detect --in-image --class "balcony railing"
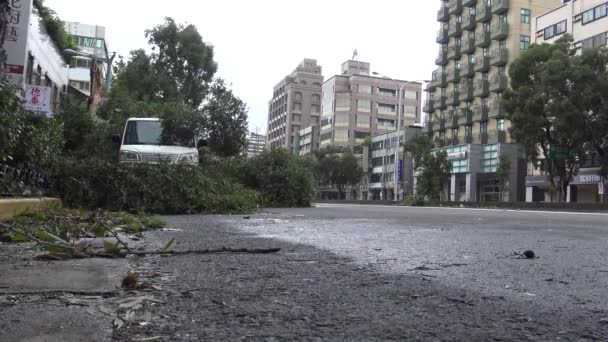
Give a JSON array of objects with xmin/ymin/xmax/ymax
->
[
  {"xmin": 463, "ymin": 0, "xmax": 476, "ymax": 7},
  {"xmin": 423, "ymin": 98, "xmax": 435, "ymax": 113},
  {"xmin": 462, "ymin": 12, "xmax": 476, "ymax": 30},
  {"xmin": 490, "ymin": 73, "xmax": 507, "ymax": 92},
  {"xmin": 447, "ymin": 67, "xmax": 461, "ymax": 83},
  {"xmin": 446, "ymin": 110, "xmax": 458, "ymax": 128},
  {"xmin": 461, "ymin": 36, "xmax": 476, "ymax": 54},
  {"xmin": 489, "ymin": 102, "xmax": 506, "ymax": 118},
  {"xmin": 448, "ymin": 21, "xmax": 462, "ymax": 37},
  {"xmin": 474, "ymin": 55, "xmax": 491, "ymax": 72},
  {"xmin": 476, "ymin": 2, "xmax": 492, "ymax": 22},
  {"xmin": 438, "ymin": 4, "xmax": 450, "ymax": 21},
  {"xmin": 472, "ymin": 132, "xmax": 488, "ymax": 144},
  {"xmin": 492, "ymin": 0, "xmax": 509, "ymax": 14},
  {"xmin": 458, "ymin": 108, "xmax": 473, "ymax": 125},
  {"xmin": 462, "ymin": 61, "xmax": 475, "ymax": 78},
  {"xmin": 490, "ymin": 48, "xmax": 509, "ymax": 66},
  {"xmin": 473, "ymin": 79, "xmax": 489, "ymax": 97},
  {"xmin": 434, "ymin": 95, "xmax": 447, "ymax": 110},
  {"xmin": 472, "ymin": 105, "xmax": 489, "ymax": 121},
  {"xmin": 448, "ymin": 0, "xmax": 463, "ymax": 14},
  {"xmin": 447, "ymin": 44, "xmax": 461, "ymax": 60},
  {"xmin": 436, "ymin": 47, "xmax": 448, "ymax": 65},
  {"xmin": 459, "ymin": 81, "xmax": 474, "ymax": 101},
  {"xmin": 437, "ymin": 27, "xmax": 449, "ymax": 43},
  {"xmin": 491, "ymin": 21, "xmax": 509, "ymax": 40},
  {"xmin": 428, "ymin": 71, "xmax": 447, "ymax": 90},
  {"xmin": 475, "ymin": 30, "xmax": 491, "ymax": 47},
  {"xmin": 486, "ymin": 130, "xmax": 508, "ymax": 144},
  {"xmin": 447, "ymin": 90, "xmax": 460, "ymax": 106}
]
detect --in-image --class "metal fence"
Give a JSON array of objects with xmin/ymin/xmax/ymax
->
[{"xmin": 0, "ymin": 164, "xmax": 48, "ymax": 197}]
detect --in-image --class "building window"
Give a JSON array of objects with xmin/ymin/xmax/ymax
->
[
  {"xmin": 521, "ymin": 8, "xmax": 531, "ymax": 24},
  {"xmin": 294, "ymin": 92, "xmax": 303, "ymax": 101},
  {"xmin": 334, "ymin": 129, "xmax": 349, "ymax": 143},
  {"xmin": 582, "ymin": 3, "xmax": 608, "ymax": 25},
  {"xmin": 480, "ymin": 121, "xmax": 488, "ymax": 134},
  {"xmin": 497, "ymin": 118, "xmax": 505, "ymax": 131},
  {"xmin": 543, "ymin": 20, "xmax": 567, "ymax": 40},
  {"xmin": 292, "ymin": 114, "xmax": 301, "ymax": 122},
  {"xmin": 358, "ymin": 84, "xmax": 372, "ymax": 94},
  {"xmin": 357, "ymin": 99, "xmax": 371, "ymax": 113},
  {"xmin": 378, "ymin": 88, "xmax": 397, "ymax": 97},
  {"xmin": 482, "ymin": 144, "xmax": 498, "ymax": 173},
  {"xmin": 377, "ymin": 103, "xmax": 396, "ymax": 115},
  {"xmin": 312, "ymin": 104, "xmax": 320, "ymax": 114},
  {"xmin": 377, "ymin": 118, "xmax": 395, "ymax": 128},
  {"xmin": 335, "ymin": 94, "xmax": 351, "ymax": 111},
  {"xmin": 465, "ymin": 125, "xmax": 472, "ymax": 137},
  {"xmin": 334, "ymin": 113, "xmax": 350, "ymax": 127},
  {"xmin": 520, "ymin": 35, "xmax": 530, "ymax": 50},
  {"xmin": 581, "ymin": 32, "xmax": 608, "ymax": 49},
  {"xmin": 292, "ymin": 102, "xmax": 302, "ymax": 112},
  {"xmin": 312, "ymin": 94, "xmax": 321, "ymax": 102},
  {"xmin": 357, "ymin": 115, "xmax": 370, "ymax": 128}
]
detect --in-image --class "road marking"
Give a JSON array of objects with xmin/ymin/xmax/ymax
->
[{"xmin": 314, "ymin": 203, "xmax": 608, "ymax": 217}]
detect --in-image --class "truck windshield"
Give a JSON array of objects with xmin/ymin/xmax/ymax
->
[
  {"xmin": 123, "ymin": 120, "xmax": 195, "ymax": 147},
  {"xmin": 123, "ymin": 121, "xmax": 162, "ymax": 145}
]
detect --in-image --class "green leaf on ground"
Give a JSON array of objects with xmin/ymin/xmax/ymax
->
[
  {"xmin": 103, "ymin": 240, "xmax": 120, "ymax": 253},
  {"xmin": 161, "ymin": 238, "xmax": 175, "ymax": 251}
]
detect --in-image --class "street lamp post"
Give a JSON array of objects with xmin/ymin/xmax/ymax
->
[{"xmin": 372, "ymin": 72, "xmax": 429, "ymax": 201}]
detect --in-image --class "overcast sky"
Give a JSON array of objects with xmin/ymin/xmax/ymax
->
[{"xmin": 46, "ymin": 0, "xmax": 440, "ymax": 133}]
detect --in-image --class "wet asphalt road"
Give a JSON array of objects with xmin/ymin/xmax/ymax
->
[{"xmin": 117, "ymin": 204, "xmax": 608, "ymax": 341}]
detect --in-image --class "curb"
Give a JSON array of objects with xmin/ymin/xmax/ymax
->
[{"xmin": 0, "ymin": 197, "xmax": 62, "ymax": 220}]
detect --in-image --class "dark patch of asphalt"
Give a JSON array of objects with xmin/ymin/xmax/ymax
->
[{"xmin": 113, "ymin": 206, "xmax": 608, "ymax": 341}]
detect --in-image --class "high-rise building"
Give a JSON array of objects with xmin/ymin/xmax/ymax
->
[
  {"xmin": 267, "ymin": 59, "xmax": 323, "ymax": 150},
  {"xmin": 422, "ymin": 0, "xmax": 562, "ymax": 202},
  {"xmin": 245, "ymin": 132, "xmax": 267, "ymax": 158},
  {"xmin": 524, "ymin": 0, "xmax": 608, "ymax": 203},
  {"xmin": 296, "ymin": 125, "xmax": 320, "ymax": 157},
  {"xmin": 320, "ymin": 60, "xmax": 423, "ymax": 150},
  {"xmin": 64, "ymin": 22, "xmax": 110, "ymax": 97}
]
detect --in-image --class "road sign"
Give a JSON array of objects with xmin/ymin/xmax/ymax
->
[{"xmin": 548, "ymin": 144, "xmax": 570, "ymax": 160}]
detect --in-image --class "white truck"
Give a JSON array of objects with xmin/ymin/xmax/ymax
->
[{"xmin": 112, "ymin": 117, "xmax": 202, "ymax": 164}]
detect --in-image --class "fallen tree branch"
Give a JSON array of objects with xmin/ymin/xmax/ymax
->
[
  {"xmin": 122, "ymin": 247, "xmax": 281, "ymax": 256},
  {"xmin": 107, "ymin": 228, "xmax": 132, "ymax": 253},
  {"xmin": 0, "ymin": 222, "xmax": 73, "ymax": 251}
]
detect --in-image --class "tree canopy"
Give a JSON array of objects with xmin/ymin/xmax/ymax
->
[
  {"xmin": 316, "ymin": 147, "xmax": 363, "ymax": 199},
  {"xmin": 403, "ymin": 135, "xmax": 451, "ymax": 201},
  {"xmin": 502, "ymin": 34, "xmax": 608, "ymax": 201}
]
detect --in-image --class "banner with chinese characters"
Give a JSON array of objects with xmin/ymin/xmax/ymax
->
[
  {"xmin": 24, "ymin": 85, "xmax": 52, "ymax": 113},
  {"xmin": 5, "ymin": 0, "xmax": 33, "ymax": 90}
]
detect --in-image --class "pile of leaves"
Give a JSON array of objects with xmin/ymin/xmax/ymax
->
[{"xmin": 0, "ymin": 208, "xmax": 167, "ymax": 259}]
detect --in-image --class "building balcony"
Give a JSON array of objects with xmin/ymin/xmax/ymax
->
[
  {"xmin": 487, "ymin": 130, "xmax": 507, "ymax": 144},
  {"xmin": 448, "ymin": 0, "xmax": 463, "ymax": 14},
  {"xmin": 423, "ymin": 99, "xmax": 435, "ymax": 113},
  {"xmin": 461, "ymin": 36, "xmax": 476, "ymax": 54},
  {"xmin": 446, "ymin": 110, "xmax": 458, "ymax": 129},
  {"xmin": 473, "ymin": 79, "xmax": 489, "ymax": 97},
  {"xmin": 492, "ymin": 0, "xmax": 509, "ymax": 14},
  {"xmin": 472, "ymin": 104, "xmax": 489, "ymax": 122},
  {"xmin": 491, "ymin": 22, "xmax": 509, "ymax": 40},
  {"xmin": 474, "ymin": 55, "xmax": 491, "ymax": 72},
  {"xmin": 448, "ymin": 44, "xmax": 461, "ymax": 60},
  {"xmin": 425, "ymin": 120, "xmax": 434, "ymax": 133},
  {"xmin": 448, "ymin": 21, "xmax": 462, "ymax": 37},
  {"xmin": 435, "ymin": 47, "xmax": 448, "ymax": 65},
  {"xmin": 476, "ymin": 3, "xmax": 492, "ymax": 22},
  {"xmin": 461, "ymin": 61, "xmax": 475, "ymax": 78},
  {"xmin": 428, "ymin": 71, "xmax": 447, "ymax": 91},
  {"xmin": 435, "ymin": 95, "xmax": 447, "ymax": 110},
  {"xmin": 490, "ymin": 73, "xmax": 507, "ymax": 92},
  {"xmin": 490, "ymin": 48, "xmax": 508, "ymax": 66},
  {"xmin": 439, "ymin": 117, "xmax": 446, "ymax": 131},
  {"xmin": 489, "ymin": 102, "xmax": 506, "ymax": 118},
  {"xmin": 475, "ymin": 30, "xmax": 491, "ymax": 47},
  {"xmin": 437, "ymin": 27, "xmax": 449, "ymax": 44},
  {"xmin": 463, "ymin": 0, "xmax": 477, "ymax": 8},
  {"xmin": 459, "ymin": 81, "xmax": 474, "ymax": 101},
  {"xmin": 447, "ymin": 90, "xmax": 460, "ymax": 106},
  {"xmin": 458, "ymin": 108, "xmax": 473, "ymax": 125},
  {"xmin": 462, "ymin": 12, "xmax": 476, "ymax": 30},
  {"xmin": 438, "ymin": 5, "xmax": 450, "ymax": 21},
  {"xmin": 447, "ymin": 67, "xmax": 461, "ymax": 83}
]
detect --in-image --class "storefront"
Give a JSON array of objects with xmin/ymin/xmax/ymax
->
[{"xmin": 569, "ymin": 174, "xmax": 604, "ymax": 204}]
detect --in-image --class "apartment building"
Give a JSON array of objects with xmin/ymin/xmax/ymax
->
[
  {"xmin": 245, "ymin": 132, "xmax": 266, "ymax": 158},
  {"xmin": 64, "ymin": 22, "xmax": 110, "ymax": 97},
  {"xmin": 267, "ymin": 59, "xmax": 323, "ymax": 150},
  {"xmin": 320, "ymin": 60, "xmax": 423, "ymax": 150},
  {"xmin": 524, "ymin": 0, "xmax": 608, "ymax": 203},
  {"xmin": 365, "ymin": 126, "xmax": 422, "ymax": 201},
  {"xmin": 423, "ymin": 0, "xmax": 562, "ymax": 202}
]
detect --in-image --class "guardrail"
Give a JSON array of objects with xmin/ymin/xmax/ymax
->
[{"xmin": 0, "ymin": 164, "xmax": 48, "ymax": 197}]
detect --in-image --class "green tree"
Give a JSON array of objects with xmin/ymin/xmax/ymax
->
[
  {"xmin": 242, "ymin": 148, "xmax": 315, "ymax": 207},
  {"xmin": 201, "ymin": 79, "xmax": 248, "ymax": 157},
  {"xmin": 502, "ymin": 34, "xmax": 602, "ymax": 202},
  {"xmin": 145, "ymin": 17, "xmax": 218, "ymax": 107},
  {"xmin": 403, "ymin": 135, "xmax": 451, "ymax": 201},
  {"xmin": 317, "ymin": 147, "xmax": 363, "ymax": 199}
]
